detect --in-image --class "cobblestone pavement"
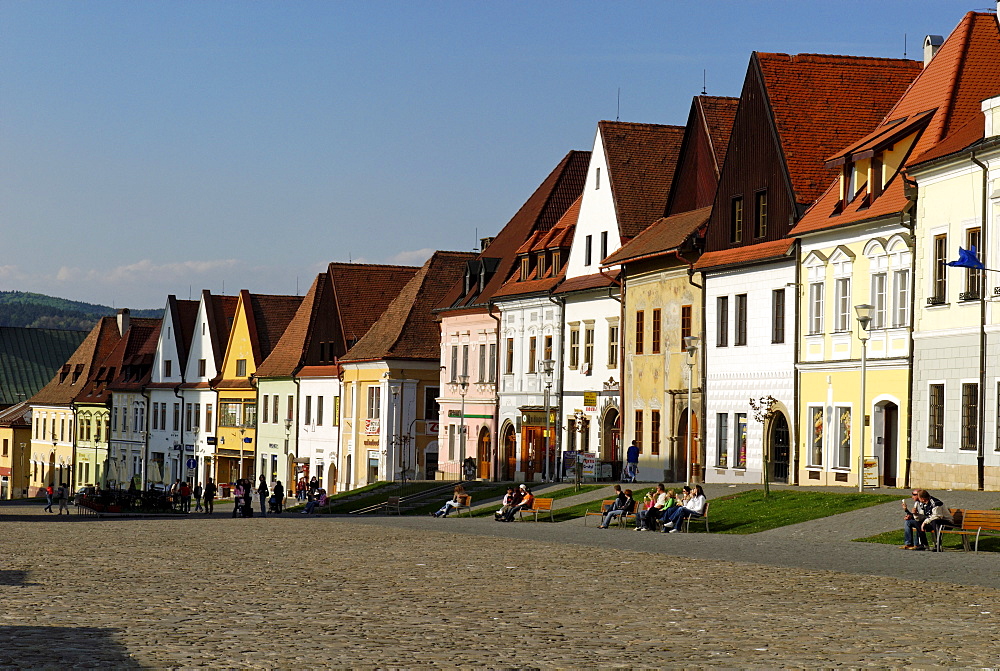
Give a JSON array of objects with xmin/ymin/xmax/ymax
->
[{"xmin": 1, "ymin": 503, "xmax": 1000, "ymax": 668}]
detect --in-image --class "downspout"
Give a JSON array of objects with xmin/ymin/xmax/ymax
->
[
  {"xmin": 900, "ymin": 176, "xmax": 918, "ymax": 490},
  {"xmin": 547, "ymin": 293, "xmax": 567, "ymax": 480},
  {"xmin": 487, "ymin": 304, "xmax": 501, "ymax": 482},
  {"xmin": 792, "ymin": 241, "xmax": 802, "ymax": 485},
  {"xmin": 69, "ymin": 401, "xmax": 77, "ymax": 490},
  {"xmin": 971, "ymin": 152, "xmax": 988, "ymax": 491}
]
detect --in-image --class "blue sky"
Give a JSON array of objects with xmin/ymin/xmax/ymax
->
[{"xmin": 0, "ymin": 0, "xmax": 983, "ymax": 308}]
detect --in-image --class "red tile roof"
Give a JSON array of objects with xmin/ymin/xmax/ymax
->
[
  {"xmin": 246, "ymin": 294, "xmax": 304, "ymax": 365},
  {"xmin": 297, "ymin": 364, "xmax": 340, "ymax": 378},
  {"xmin": 30, "ymin": 317, "xmax": 123, "ymax": 406},
  {"xmin": 492, "ymin": 196, "xmax": 581, "ymax": 299},
  {"xmin": 699, "ymin": 96, "xmax": 740, "ymax": 177},
  {"xmin": 555, "ymin": 269, "xmax": 620, "ymax": 294},
  {"xmin": 757, "ymin": 52, "xmax": 922, "ymax": 207},
  {"xmin": 255, "ymin": 273, "xmax": 329, "ymax": 378},
  {"xmin": 695, "ymin": 238, "xmax": 795, "ymax": 271},
  {"xmin": 342, "ymin": 251, "xmax": 477, "ymax": 362},
  {"xmin": 78, "ymin": 318, "xmax": 161, "ymax": 401},
  {"xmin": 792, "ymin": 12, "xmax": 1000, "ymax": 235},
  {"xmin": 329, "ymin": 262, "xmax": 419, "ymax": 345},
  {"xmin": 437, "ymin": 150, "xmax": 590, "ymax": 311},
  {"xmin": 599, "ymin": 121, "xmax": 685, "ymax": 238},
  {"xmin": 602, "ymin": 206, "xmax": 711, "ymax": 266}
]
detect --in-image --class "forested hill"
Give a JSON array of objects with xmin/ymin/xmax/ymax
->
[{"xmin": 0, "ymin": 291, "xmax": 162, "ymax": 330}]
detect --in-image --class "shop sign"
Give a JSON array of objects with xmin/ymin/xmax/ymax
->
[
  {"xmin": 425, "ymin": 421, "xmax": 439, "ymax": 435},
  {"xmin": 365, "ymin": 418, "xmax": 380, "ymax": 435},
  {"xmin": 521, "ymin": 410, "xmax": 558, "ymax": 426},
  {"xmin": 583, "ymin": 391, "xmax": 598, "ymax": 411}
]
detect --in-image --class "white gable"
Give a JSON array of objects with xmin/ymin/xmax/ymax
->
[
  {"xmin": 566, "ymin": 126, "xmax": 619, "ymax": 280},
  {"xmin": 151, "ymin": 300, "xmax": 183, "ymax": 384},
  {"xmin": 184, "ymin": 297, "xmax": 220, "ymax": 383}
]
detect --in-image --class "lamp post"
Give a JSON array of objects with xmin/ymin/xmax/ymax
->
[
  {"xmin": 541, "ymin": 358, "xmax": 555, "ymax": 482},
  {"xmin": 458, "ymin": 375, "xmax": 469, "ymax": 480},
  {"xmin": 388, "ymin": 381, "xmax": 402, "ymax": 486},
  {"xmin": 855, "ymin": 304, "xmax": 872, "ymax": 492},
  {"xmin": 683, "ymin": 335, "xmax": 700, "ymax": 485}
]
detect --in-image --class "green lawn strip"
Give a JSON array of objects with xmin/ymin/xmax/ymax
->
[
  {"xmin": 704, "ymin": 490, "xmax": 899, "ymax": 534},
  {"xmin": 463, "ymin": 484, "xmax": 608, "ymax": 518},
  {"xmin": 287, "ymin": 481, "xmax": 443, "ymax": 514},
  {"xmin": 857, "ymin": 509, "xmax": 1000, "ymax": 552},
  {"xmin": 416, "ymin": 485, "xmax": 512, "ymax": 517}
]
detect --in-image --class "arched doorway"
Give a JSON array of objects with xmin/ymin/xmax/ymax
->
[
  {"xmin": 501, "ymin": 423, "xmax": 516, "ymax": 481},
  {"xmin": 880, "ymin": 402, "xmax": 899, "ymax": 487},
  {"xmin": 770, "ymin": 412, "xmax": 790, "ymax": 483},
  {"xmin": 601, "ymin": 408, "xmax": 620, "ymax": 462},
  {"xmin": 477, "ymin": 427, "xmax": 491, "ymax": 479},
  {"xmin": 327, "ymin": 463, "xmax": 338, "ymax": 494}
]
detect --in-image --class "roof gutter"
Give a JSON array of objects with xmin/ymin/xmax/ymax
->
[{"xmin": 598, "ymin": 267, "xmax": 622, "ymax": 303}]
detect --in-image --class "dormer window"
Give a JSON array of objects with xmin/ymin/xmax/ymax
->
[
  {"xmin": 72, "ymin": 364, "xmax": 83, "ymax": 384},
  {"xmin": 552, "ymin": 251, "xmax": 561, "ymax": 270},
  {"xmin": 464, "ymin": 269, "xmax": 472, "ymax": 295},
  {"xmin": 521, "ymin": 256, "xmax": 530, "ymax": 280},
  {"xmin": 536, "ymin": 253, "xmax": 546, "ymax": 278},
  {"xmin": 59, "ymin": 364, "xmax": 70, "ymax": 383}
]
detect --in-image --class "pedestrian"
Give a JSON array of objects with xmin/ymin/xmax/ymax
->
[
  {"xmin": 203, "ymin": 478, "xmax": 216, "ymax": 514},
  {"xmin": 625, "ymin": 440, "xmax": 639, "ymax": 482},
  {"xmin": 193, "ymin": 481, "xmax": 204, "ymax": 513},
  {"xmin": 232, "ymin": 480, "xmax": 244, "ymax": 518},
  {"xmin": 308, "ymin": 476, "xmax": 319, "ymax": 499},
  {"xmin": 272, "ymin": 480, "xmax": 284, "ymax": 514},
  {"xmin": 257, "ymin": 475, "xmax": 269, "ymax": 518},
  {"xmin": 296, "ymin": 477, "xmax": 307, "ymax": 501},
  {"xmin": 57, "ymin": 482, "xmax": 70, "ymax": 515},
  {"xmin": 179, "ymin": 481, "xmax": 192, "ymax": 513},
  {"xmin": 44, "ymin": 484, "xmax": 54, "ymax": 513},
  {"xmin": 170, "ymin": 478, "xmax": 181, "ymax": 511}
]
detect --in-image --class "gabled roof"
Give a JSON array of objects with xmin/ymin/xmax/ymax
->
[
  {"xmin": 755, "ymin": 52, "xmax": 922, "ymax": 207},
  {"xmin": 341, "ymin": 251, "xmax": 476, "ymax": 362},
  {"xmin": 599, "ymin": 121, "xmax": 685, "ymax": 238},
  {"xmin": 665, "ymin": 96, "xmax": 739, "ymax": 216},
  {"xmin": 602, "ymin": 206, "xmax": 711, "ymax": 267},
  {"xmin": 29, "ymin": 317, "xmax": 123, "ymax": 406},
  {"xmin": 166, "ymin": 296, "xmax": 199, "ymax": 372},
  {"xmin": 77, "ymin": 318, "xmax": 161, "ymax": 402},
  {"xmin": 328, "ymin": 262, "xmax": 419, "ymax": 346},
  {"xmin": 204, "ymin": 292, "xmax": 239, "ymax": 372},
  {"xmin": 695, "ymin": 238, "xmax": 795, "ymax": 271},
  {"xmin": 437, "ymin": 150, "xmax": 590, "ymax": 311},
  {"xmin": 555, "ymin": 269, "xmax": 620, "ymax": 295},
  {"xmin": 245, "ymin": 293, "xmax": 304, "ymax": 366},
  {"xmin": 256, "ymin": 272, "xmax": 332, "ymax": 378},
  {"xmin": 0, "ymin": 327, "xmax": 88, "ymax": 406},
  {"xmin": 0, "ymin": 400, "xmax": 31, "ymax": 428},
  {"xmin": 792, "ymin": 12, "xmax": 1000, "ymax": 235},
  {"xmin": 492, "ymin": 196, "xmax": 580, "ymax": 299}
]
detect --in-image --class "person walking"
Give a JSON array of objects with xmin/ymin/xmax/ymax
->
[
  {"xmin": 56, "ymin": 482, "xmax": 70, "ymax": 515},
  {"xmin": 43, "ymin": 484, "xmax": 54, "ymax": 513},
  {"xmin": 193, "ymin": 482, "xmax": 204, "ymax": 513},
  {"xmin": 272, "ymin": 480, "xmax": 284, "ymax": 514},
  {"xmin": 203, "ymin": 478, "xmax": 216, "ymax": 515},
  {"xmin": 625, "ymin": 440, "xmax": 639, "ymax": 482},
  {"xmin": 308, "ymin": 476, "xmax": 319, "ymax": 499},
  {"xmin": 179, "ymin": 481, "xmax": 192, "ymax": 513},
  {"xmin": 257, "ymin": 475, "xmax": 269, "ymax": 518}
]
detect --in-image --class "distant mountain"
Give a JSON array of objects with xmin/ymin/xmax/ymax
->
[{"xmin": 0, "ymin": 291, "xmax": 162, "ymax": 330}]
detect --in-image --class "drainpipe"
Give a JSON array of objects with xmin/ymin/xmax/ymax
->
[
  {"xmin": 547, "ymin": 294, "xmax": 567, "ymax": 480},
  {"xmin": 971, "ymin": 151, "xmax": 988, "ymax": 491},
  {"xmin": 487, "ymin": 303, "xmax": 501, "ymax": 482},
  {"xmin": 900, "ymin": 176, "xmax": 918, "ymax": 490},
  {"xmin": 792, "ymin": 241, "xmax": 802, "ymax": 485}
]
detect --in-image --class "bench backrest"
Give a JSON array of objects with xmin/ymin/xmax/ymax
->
[
  {"xmin": 960, "ymin": 509, "xmax": 1000, "ymax": 531},
  {"xmin": 533, "ymin": 498, "xmax": 553, "ymax": 511},
  {"xmin": 598, "ymin": 499, "xmax": 615, "ymax": 509},
  {"xmin": 458, "ymin": 494, "xmax": 471, "ymax": 506},
  {"xmin": 387, "ymin": 496, "xmax": 400, "ymax": 505}
]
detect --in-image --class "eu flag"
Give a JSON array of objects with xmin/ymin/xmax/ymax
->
[{"xmin": 947, "ymin": 246, "xmax": 985, "ymax": 270}]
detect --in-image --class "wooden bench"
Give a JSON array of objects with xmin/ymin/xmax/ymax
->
[
  {"xmin": 585, "ymin": 500, "xmax": 615, "ymax": 526},
  {"xmin": 454, "ymin": 494, "xmax": 473, "ymax": 517},
  {"xmin": 519, "ymin": 497, "xmax": 554, "ymax": 522},
  {"xmin": 681, "ymin": 501, "xmax": 711, "ymax": 533},
  {"xmin": 935, "ymin": 508, "xmax": 1000, "ymax": 553},
  {"xmin": 385, "ymin": 496, "xmax": 401, "ymax": 515}
]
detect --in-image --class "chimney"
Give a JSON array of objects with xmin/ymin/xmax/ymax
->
[
  {"xmin": 116, "ymin": 308, "xmax": 130, "ymax": 335},
  {"xmin": 923, "ymin": 34, "xmax": 943, "ymax": 66},
  {"xmin": 984, "ymin": 94, "xmax": 1000, "ymax": 140}
]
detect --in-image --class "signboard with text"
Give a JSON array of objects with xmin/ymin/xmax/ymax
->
[{"xmin": 583, "ymin": 391, "xmax": 598, "ymax": 411}]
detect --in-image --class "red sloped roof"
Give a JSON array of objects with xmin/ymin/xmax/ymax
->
[
  {"xmin": 255, "ymin": 273, "xmax": 329, "ymax": 378},
  {"xmin": 756, "ymin": 52, "xmax": 922, "ymax": 206},
  {"xmin": 599, "ymin": 121, "xmax": 685, "ymax": 238},
  {"xmin": 555, "ymin": 270, "xmax": 620, "ymax": 294},
  {"xmin": 329, "ymin": 262, "xmax": 419, "ymax": 345},
  {"xmin": 493, "ymin": 196, "xmax": 580, "ymax": 299},
  {"xmin": 699, "ymin": 96, "xmax": 740, "ymax": 173},
  {"xmin": 602, "ymin": 206, "xmax": 710, "ymax": 266},
  {"xmin": 792, "ymin": 12, "xmax": 1000, "ymax": 236},
  {"xmin": 30, "ymin": 317, "xmax": 122, "ymax": 406},
  {"xmin": 695, "ymin": 239, "xmax": 795, "ymax": 271}
]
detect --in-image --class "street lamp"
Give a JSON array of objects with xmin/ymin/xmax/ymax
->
[
  {"xmin": 389, "ymin": 381, "xmax": 402, "ymax": 486},
  {"xmin": 458, "ymin": 375, "xmax": 469, "ymax": 480},
  {"xmin": 855, "ymin": 303, "xmax": 873, "ymax": 492},
  {"xmin": 541, "ymin": 358, "xmax": 555, "ymax": 482},
  {"xmin": 684, "ymin": 335, "xmax": 700, "ymax": 485}
]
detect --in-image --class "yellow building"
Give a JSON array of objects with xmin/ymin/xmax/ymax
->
[
  {"xmin": 0, "ymin": 402, "xmax": 32, "ymax": 499},
  {"xmin": 212, "ymin": 290, "xmax": 302, "ymax": 487},
  {"xmin": 340, "ymin": 251, "xmax": 474, "ymax": 487}
]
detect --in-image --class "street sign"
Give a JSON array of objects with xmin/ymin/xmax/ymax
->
[{"xmin": 186, "ymin": 458, "xmax": 197, "ymax": 470}]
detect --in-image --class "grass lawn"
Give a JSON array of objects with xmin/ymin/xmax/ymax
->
[
  {"xmin": 287, "ymin": 481, "xmax": 446, "ymax": 514},
  {"xmin": 703, "ymin": 489, "xmax": 900, "ymax": 534},
  {"xmin": 466, "ymin": 484, "xmax": 608, "ymax": 518},
  {"xmin": 856, "ymin": 529, "xmax": 1000, "ymax": 552}
]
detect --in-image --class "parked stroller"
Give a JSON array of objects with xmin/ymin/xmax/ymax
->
[{"xmin": 268, "ymin": 495, "xmax": 283, "ymax": 515}]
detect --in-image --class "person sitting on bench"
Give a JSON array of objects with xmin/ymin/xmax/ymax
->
[
  {"xmin": 302, "ymin": 489, "xmax": 328, "ymax": 514},
  {"xmin": 663, "ymin": 484, "xmax": 706, "ymax": 533},
  {"xmin": 635, "ymin": 483, "xmax": 667, "ymax": 531},
  {"xmin": 598, "ymin": 489, "xmax": 635, "ymax": 528},
  {"xmin": 901, "ymin": 488, "xmax": 952, "ymax": 550},
  {"xmin": 500, "ymin": 485, "xmax": 533, "ymax": 522}
]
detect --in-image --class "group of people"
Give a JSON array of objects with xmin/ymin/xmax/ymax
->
[
  {"xmin": 595, "ymin": 483, "xmax": 706, "ymax": 532},
  {"xmin": 166, "ymin": 478, "xmax": 218, "ymax": 513},
  {"xmin": 901, "ymin": 488, "xmax": 952, "ymax": 551},
  {"xmin": 42, "ymin": 483, "xmax": 70, "ymax": 515},
  {"xmin": 296, "ymin": 476, "xmax": 321, "ymax": 502},
  {"xmin": 494, "ymin": 484, "xmax": 534, "ymax": 522}
]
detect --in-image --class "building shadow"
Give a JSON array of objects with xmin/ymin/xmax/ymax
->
[
  {"xmin": 0, "ymin": 570, "xmax": 36, "ymax": 586},
  {"xmin": 0, "ymin": 627, "xmax": 139, "ymax": 668}
]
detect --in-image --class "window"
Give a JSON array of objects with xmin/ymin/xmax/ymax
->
[
  {"xmin": 462, "ymin": 344, "xmax": 469, "ymax": 378},
  {"xmin": 262, "ymin": 395, "xmax": 269, "ymax": 424},
  {"xmin": 735, "ymin": 294, "xmax": 747, "ymax": 346},
  {"xmin": 928, "ymin": 384, "xmax": 944, "ymax": 448},
  {"xmin": 544, "ymin": 335, "xmax": 553, "ymax": 362},
  {"xmin": 932, "ymin": 234, "xmax": 947, "ymax": 302},
  {"xmin": 680, "ymin": 305, "xmax": 692, "ymax": 346},
  {"xmin": 163, "ymin": 360, "xmax": 172, "ymax": 378},
  {"xmin": 608, "ymin": 323, "xmax": 619, "ymax": 367},
  {"xmin": 651, "ymin": 309, "xmax": 662, "ymax": 354},
  {"xmin": 966, "ymin": 227, "xmax": 982, "ymax": 298},
  {"xmin": 584, "ymin": 325, "xmax": 594, "ymax": 366},
  {"xmin": 836, "ymin": 407, "xmax": 851, "ymax": 468},
  {"xmin": 634, "ymin": 410, "xmax": 643, "ymax": 453},
  {"xmin": 893, "ymin": 269, "xmax": 910, "ymax": 327},
  {"xmin": 871, "ymin": 273, "xmax": 887, "ymax": 329},
  {"xmin": 600, "ymin": 231, "xmax": 608, "ymax": 262},
  {"xmin": 730, "ymin": 197, "xmax": 743, "ymax": 243},
  {"xmin": 735, "ymin": 413, "xmax": 747, "ymax": 468},
  {"xmin": 552, "ymin": 251, "xmax": 561, "ymax": 270},
  {"xmin": 450, "ymin": 346, "xmax": 458, "ymax": 382},
  {"xmin": 235, "ymin": 359, "xmax": 247, "ymax": 377},
  {"xmin": 962, "ymin": 383, "xmax": 978, "ymax": 451},
  {"xmin": 595, "ymin": 167, "xmax": 600, "ymax": 189},
  {"xmin": 448, "ymin": 425, "xmax": 456, "ymax": 461},
  {"xmin": 585, "ymin": 235, "xmax": 592, "ymax": 266},
  {"xmin": 424, "ymin": 387, "xmax": 440, "ymax": 420},
  {"xmin": 754, "ymin": 190, "xmax": 767, "ymax": 238},
  {"xmin": 716, "ymin": 297, "xmax": 728, "ymax": 347},
  {"xmin": 151, "ymin": 403, "xmax": 159, "ymax": 430},
  {"xmin": 505, "ymin": 338, "xmax": 514, "ymax": 374},
  {"xmin": 160, "ymin": 403, "xmax": 166, "ymax": 431},
  {"xmin": 317, "ymin": 396, "xmax": 324, "ymax": 426},
  {"xmin": 651, "ymin": 410, "xmax": 660, "ymax": 456},
  {"xmin": 834, "ymin": 278, "xmax": 851, "ymax": 332},
  {"xmin": 771, "ymin": 289, "xmax": 785, "ymax": 343},
  {"xmin": 205, "ymin": 404, "xmax": 213, "ymax": 432},
  {"xmin": 635, "ymin": 311, "xmax": 644, "ymax": 354},
  {"xmin": 520, "ymin": 256, "xmax": 530, "ymax": 279},
  {"xmin": 198, "ymin": 359, "xmax": 206, "ymax": 377},
  {"xmin": 809, "ymin": 406, "xmax": 823, "ymax": 467},
  {"xmin": 272, "ymin": 395, "xmax": 279, "ymax": 424},
  {"xmin": 367, "ymin": 387, "xmax": 380, "ymax": 419},
  {"xmin": 478, "ymin": 345, "xmax": 486, "ymax": 383},
  {"xmin": 305, "ymin": 396, "xmax": 312, "ymax": 425},
  {"xmin": 185, "ymin": 403, "xmax": 192, "ymax": 432},
  {"xmin": 192, "ymin": 404, "xmax": 198, "ymax": 431},
  {"xmin": 537, "ymin": 253, "xmax": 546, "ymax": 278},
  {"xmin": 716, "ymin": 413, "xmax": 729, "ymax": 467},
  {"xmin": 809, "ymin": 282, "xmax": 824, "ymax": 334},
  {"xmin": 172, "ymin": 403, "xmax": 180, "ymax": 431},
  {"xmin": 489, "ymin": 343, "xmax": 497, "ymax": 382},
  {"xmin": 219, "ymin": 401, "xmax": 240, "ymax": 428},
  {"xmin": 286, "ymin": 395, "xmax": 294, "ymax": 421},
  {"xmin": 569, "ymin": 328, "xmax": 580, "ymax": 368},
  {"xmin": 332, "ymin": 396, "xmax": 340, "ymax": 426},
  {"xmin": 528, "ymin": 337, "xmax": 537, "ymax": 373}
]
